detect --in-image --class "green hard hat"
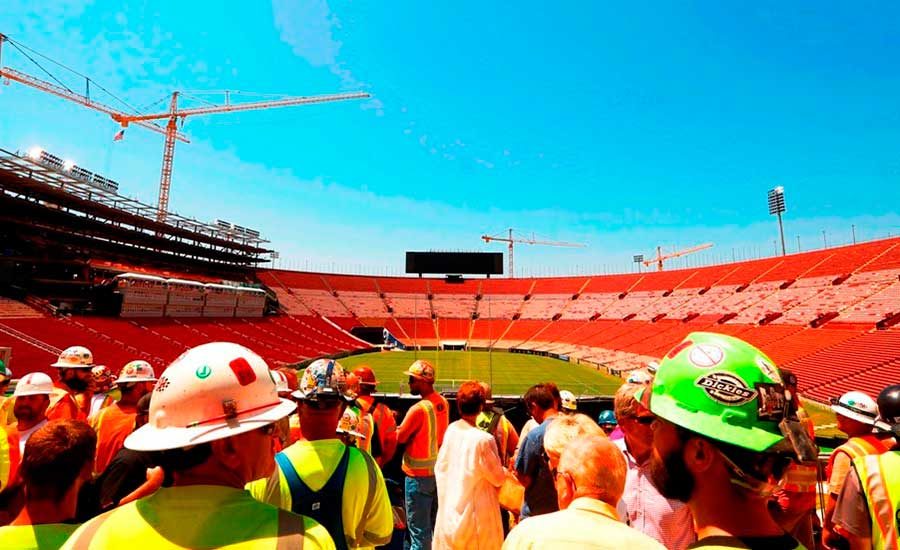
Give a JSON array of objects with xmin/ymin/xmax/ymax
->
[{"xmin": 646, "ymin": 332, "xmax": 789, "ymax": 452}]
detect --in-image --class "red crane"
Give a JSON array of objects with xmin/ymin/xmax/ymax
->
[
  {"xmin": 0, "ymin": 34, "xmax": 369, "ymax": 222},
  {"xmin": 643, "ymin": 243, "xmax": 714, "ymax": 271}
]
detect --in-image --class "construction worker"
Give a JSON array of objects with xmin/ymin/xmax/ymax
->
[
  {"xmin": 642, "ymin": 332, "xmax": 817, "ymax": 549},
  {"xmin": 10, "ymin": 372, "xmax": 53, "ymax": 455},
  {"xmin": 597, "ymin": 409, "xmax": 622, "ymax": 439},
  {"xmin": 397, "ymin": 359, "xmax": 450, "ymax": 550},
  {"xmin": 0, "ymin": 420, "xmax": 96, "ymax": 549},
  {"xmin": 822, "ymin": 390, "xmax": 892, "ymax": 548},
  {"xmin": 833, "ymin": 384, "xmax": 900, "ymax": 550},
  {"xmin": 88, "ymin": 365, "xmax": 117, "ymax": 418},
  {"xmin": 62, "ymin": 342, "xmax": 335, "ymax": 549},
  {"xmin": 90, "ymin": 360, "xmax": 157, "ymax": 476},
  {"xmin": 354, "ymin": 365, "xmax": 398, "ymax": 467},
  {"xmin": 559, "ymin": 389, "xmax": 578, "ymax": 414},
  {"xmin": 248, "ymin": 358, "xmax": 393, "ymax": 550},
  {"xmin": 49, "ymin": 346, "xmax": 94, "ymax": 420}
]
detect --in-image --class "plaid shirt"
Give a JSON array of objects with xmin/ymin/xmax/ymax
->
[{"xmin": 614, "ymin": 438, "xmax": 696, "ymax": 550}]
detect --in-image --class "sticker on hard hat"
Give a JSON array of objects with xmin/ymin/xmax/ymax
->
[
  {"xmin": 756, "ymin": 357, "xmax": 781, "ymax": 383},
  {"xmin": 756, "ymin": 383, "xmax": 788, "ymax": 421},
  {"xmin": 229, "ymin": 357, "xmax": 257, "ymax": 386},
  {"xmin": 196, "ymin": 365, "xmax": 212, "ymax": 379},
  {"xmin": 695, "ymin": 372, "xmax": 757, "ymax": 405},
  {"xmin": 688, "ymin": 344, "xmax": 725, "ymax": 368},
  {"xmin": 156, "ymin": 377, "xmax": 170, "ymax": 392}
]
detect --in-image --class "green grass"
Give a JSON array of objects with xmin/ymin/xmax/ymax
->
[
  {"xmin": 338, "ymin": 350, "xmax": 624, "ymax": 396},
  {"xmin": 338, "ymin": 350, "xmax": 843, "ymax": 438}
]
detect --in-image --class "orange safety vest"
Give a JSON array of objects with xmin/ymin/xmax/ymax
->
[
  {"xmin": 91, "ymin": 403, "xmax": 137, "ymax": 476},
  {"xmin": 826, "ymin": 434, "xmax": 893, "ymax": 481},
  {"xmin": 401, "ymin": 394, "xmax": 448, "ymax": 477},
  {"xmin": 47, "ymin": 387, "xmax": 81, "ymax": 421},
  {"xmin": 358, "ymin": 397, "xmax": 397, "ymax": 467},
  {"xmin": 0, "ymin": 425, "xmax": 21, "ymax": 491}
]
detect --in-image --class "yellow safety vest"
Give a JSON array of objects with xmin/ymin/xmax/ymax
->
[
  {"xmin": 852, "ymin": 450, "xmax": 900, "ymax": 550},
  {"xmin": 61, "ymin": 485, "xmax": 336, "ymax": 550}
]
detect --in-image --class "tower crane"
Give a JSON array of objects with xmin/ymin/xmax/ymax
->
[
  {"xmin": 481, "ymin": 228, "xmax": 586, "ymax": 278},
  {"xmin": 643, "ymin": 242, "xmax": 713, "ymax": 271},
  {"xmin": 0, "ymin": 33, "xmax": 369, "ymax": 223}
]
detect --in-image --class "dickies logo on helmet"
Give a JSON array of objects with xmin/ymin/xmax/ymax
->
[{"xmin": 695, "ymin": 372, "xmax": 757, "ymax": 405}]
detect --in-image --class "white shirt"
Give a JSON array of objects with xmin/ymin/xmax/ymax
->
[
  {"xmin": 17, "ymin": 419, "xmax": 48, "ymax": 455},
  {"xmin": 434, "ymin": 419, "xmax": 506, "ymax": 550},
  {"xmin": 614, "ymin": 438, "xmax": 696, "ymax": 550}
]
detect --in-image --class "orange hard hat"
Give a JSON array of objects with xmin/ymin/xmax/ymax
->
[{"xmin": 353, "ymin": 365, "xmax": 378, "ymax": 387}]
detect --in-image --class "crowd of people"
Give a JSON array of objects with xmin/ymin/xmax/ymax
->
[{"xmin": 0, "ymin": 330, "xmax": 897, "ymax": 549}]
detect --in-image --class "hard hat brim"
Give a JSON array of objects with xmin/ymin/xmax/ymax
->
[
  {"xmin": 337, "ymin": 429, "xmax": 366, "ymax": 438},
  {"xmin": 124, "ymin": 397, "xmax": 296, "ymax": 452},
  {"xmin": 402, "ymin": 370, "xmax": 434, "ymax": 382},
  {"xmin": 13, "ymin": 389, "xmax": 53, "ymax": 397},
  {"xmin": 830, "ymin": 404, "xmax": 877, "ymax": 426},
  {"xmin": 114, "ymin": 376, "xmax": 158, "ymax": 384},
  {"xmin": 51, "ymin": 362, "xmax": 94, "ymax": 368}
]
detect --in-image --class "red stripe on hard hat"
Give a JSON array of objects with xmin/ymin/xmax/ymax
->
[
  {"xmin": 667, "ymin": 340, "xmax": 693, "ymax": 359},
  {"xmin": 229, "ymin": 357, "xmax": 257, "ymax": 386}
]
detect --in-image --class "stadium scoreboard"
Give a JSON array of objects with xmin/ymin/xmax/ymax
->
[{"xmin": 406, "ymin": 251, "xmax": 503, "ymax": 276}]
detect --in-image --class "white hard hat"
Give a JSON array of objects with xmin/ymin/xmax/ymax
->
[
  {"xmin": 271, "ymin": 370, "xmax": 290, "ymax": 394},
  {"xmin": 115, "ymin": 360, "xmax": 158, "ymax": 384},
  {"xmin": 337, "ymin": 407, "xmax": 366, "ymax": 439},
  {"xmin": 560, "ymin": 390, "xmax": 577, "ymax": 411},
  {"xmin": 124, "ymin": 342, "xmax": 296, "ymax": 452},
  {"xmin": 830, "ymin": 391, "xmax": 878, "ymax": 426},
  {"xmin": 51, "ymin": 346, "xmax": 94, "ymax": 368},
  {"xmin": 292, "ymin": 359, "xmax": 355, "ymax": 402},
  {"xmin": 14, "ymin": 372, "xmax": 54, "ymax": 397}
]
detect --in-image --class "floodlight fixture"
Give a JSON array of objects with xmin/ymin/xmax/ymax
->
[
  {"xmin": 767, "ymin": 186, "xmax": 787, "ymax": 256},
  {"xmin": 62, "ymin": 159, "xmax": 75, "ymax": 171}
]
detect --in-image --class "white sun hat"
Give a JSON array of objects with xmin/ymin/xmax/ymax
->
[
  {"xmin": 115, "ymin": 360, "xmax": 158, "ymax": 384},
  {"xmin": 13, "ymin": 372, "xmax": 54, "ymax": 397},
  {"xmin": 124, "ymin": 342, "xmax": 296, "ymax": 452},
  {"xmin": 830, "ymin": 391, "xmax": 878, "ymax": 426},
  {"xmin": 51, "ymin": 346, "xmax": 94, "ymax": 368}
]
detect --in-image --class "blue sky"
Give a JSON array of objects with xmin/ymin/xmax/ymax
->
[{"xmin": 1, "ymin": 1, "xmax": 898, "ymax": 276}]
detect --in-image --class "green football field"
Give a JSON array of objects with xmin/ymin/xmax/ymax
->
[
  {"xmin": 338, "ymin": 350, "xmax": 623, "ymax": 396},
  {"xmin": 337, "ymin": 350, "xmax": 840, "ymax": 437}
]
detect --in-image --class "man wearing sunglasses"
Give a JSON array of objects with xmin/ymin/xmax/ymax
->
[
  {"xmin": 613, "ymin": 382, "xmax": 695, "ymax": 549},
  {"xmin": 642, "ymin": 332, "xmax": 817, "ymax": 550},
  {"xmin": 63, "ymin": 342, "xmax": 335, "ymax": 549}
]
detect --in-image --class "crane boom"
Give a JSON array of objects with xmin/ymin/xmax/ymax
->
[
  {"xmin": 643, "ymin": 242, "xmax": 713, "ymax": 271},
  {"xmin": 481, "ymin": 228, "xmax": 586, "ymax": 277},
  {"xmin": 0, "ymin": 33, "xmax": 370, "ymax": 223},
  {"xmin": 112, "ymin": 91, "xmax": 370, "ymax": 123},
  {"xmin": 0, "ymin": 66, "xmax": 189, "ymax": 142}
]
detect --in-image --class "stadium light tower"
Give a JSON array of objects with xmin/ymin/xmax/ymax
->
[{"xmin": 768, "ymin": 186, "xmax": 787, "ymax": 256}]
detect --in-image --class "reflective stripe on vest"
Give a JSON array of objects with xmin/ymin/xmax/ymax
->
[
  {"xmin": 854, "ymin": 451, "xmax": 900, "ymax": 550},
  {"xmin": 403, "ymin": 399, "xmax": 437, "ymax": 472},
  {"xmin": 780, "ymin": 462, "xmax": 818, "ymax": 493},
  {"xmin": 0, "ymin": 426, "xmax": 20, "ymax": 491}
]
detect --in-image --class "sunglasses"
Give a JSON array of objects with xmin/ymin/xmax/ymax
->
[{"xmin": 634, "ymin": 415, "xmax": 656, "ymax": 425}]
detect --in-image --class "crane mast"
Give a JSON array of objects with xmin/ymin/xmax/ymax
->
[{"xmin": 643, "ymin": 242, "xmax": 714, "ymax": 271}]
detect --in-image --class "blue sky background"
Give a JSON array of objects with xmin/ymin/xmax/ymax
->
[{"xmin": 1, "ymin": 1, "xmax": 898, "ymax": 276}]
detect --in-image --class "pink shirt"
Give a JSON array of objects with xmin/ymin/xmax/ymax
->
[{"xmin": 614, "ymin": 438, "xmax": 696, "ymax": 550}]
